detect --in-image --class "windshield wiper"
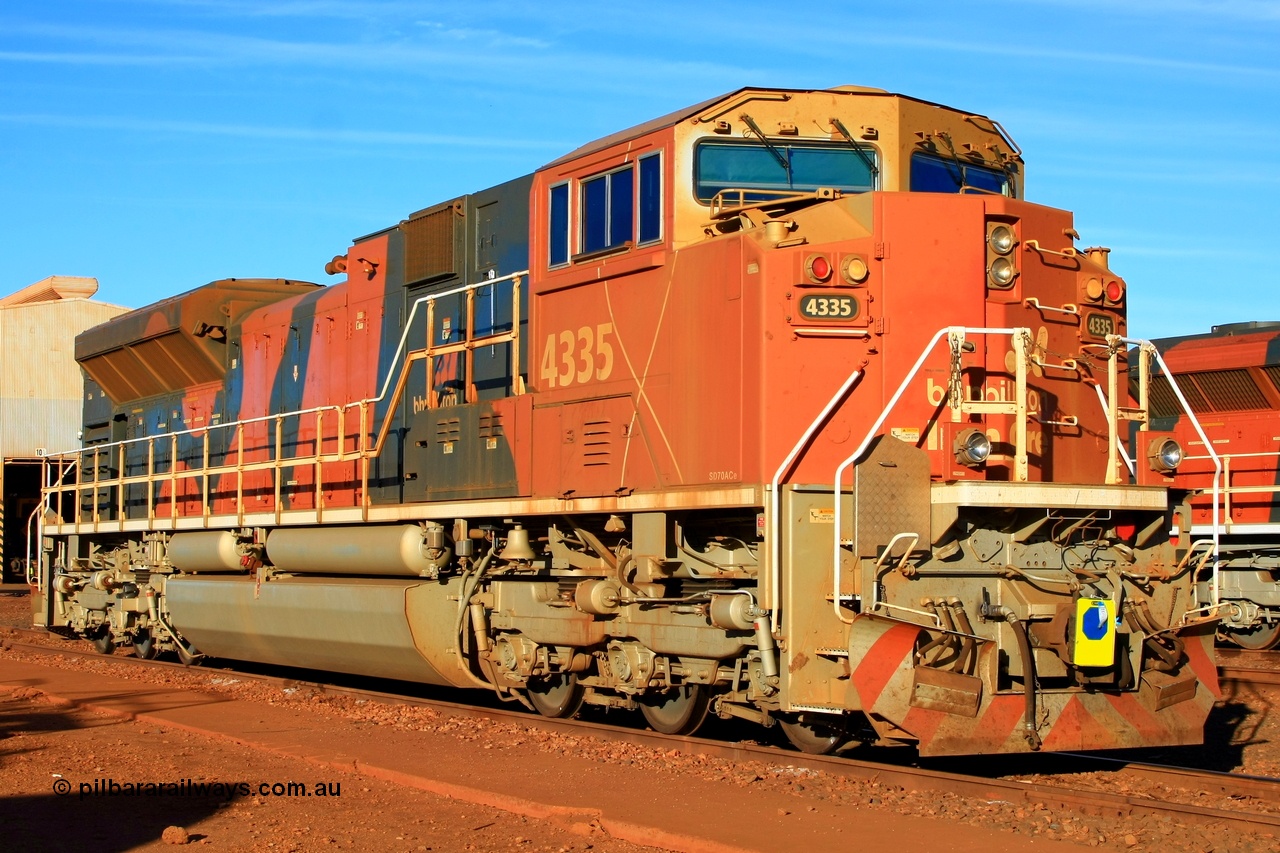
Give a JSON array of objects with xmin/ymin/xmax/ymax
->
[
  {"xmin": 830, "ymin": 117, "xmax": 879, "ymax": 184},
  {"xmin": 739, "ymin": 113, "xmax": 790, "ymax": 171},
  {"xmin": 934, "ymin": 131, "xmax": 970, "ymax": 191}
]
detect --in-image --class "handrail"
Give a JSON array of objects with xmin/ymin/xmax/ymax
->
[
  {"xmin": 1182, "ymin": 449, "xmax": 1280, "ymax": 536},
  {"xmin": 25, "ymin": 504, "xmax": 42, "ymax": 588},
  {"xmin": 768, "ymin": 369, "xmax": 864, "ymax": 633},
  {"xmin": 1106, "ymin": 336, "xmax": 1222, "ymax": 605},
  {"xmin": 831, "ymin": 326, "xmax": 1031, "ymax": 625},
  {"xmin": 41, "ymin": 271, "xmax": 528, "ymax": 528},
  {"xmin": 1093, "ymin": 384, "xmax": 1136, "ymax": 478}
]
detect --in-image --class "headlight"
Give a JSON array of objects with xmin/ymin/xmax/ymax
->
[
  {"xmin": 988, "ymin": 257, "xmax": 1017, "ymax": 288},
  {"xmin": 988, "ymin": 224, "xmax": 1016, "ymax": 255},
  {"xmin": 1147, "ymin": 437, "xmax": 1183, "ymax": 474},
  {"xmin": 842, "ymin": 255, "xmax": 870, "ymax": 284},
  {"xmin": 954, "ymin": 428, "xmax": 992, "ymax": 467}
]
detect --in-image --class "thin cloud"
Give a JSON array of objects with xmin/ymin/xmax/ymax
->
[
  {"xmin": 847, "ymin": 33, "xmax": 1280, "ymax": 81},
  {"xmin": 0, "ymin": 50, "xmax": 202, "ymax": 65},
  {"xmin": 0, "ymin": 112, "xmax": 564, "ymax": 150},
  {"xmin": 1023, "ymin": 0, "xmax": 1280, "ymax": 23},
  {"xmin": 0, "ymin": 19, "xmax": 747, "ymax": 88}
]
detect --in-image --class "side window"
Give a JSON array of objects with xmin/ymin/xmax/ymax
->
[
  {"xmin": 581, "ymin": 165, "xmax": 634, "ymax": 255},
  {"xmin": 638, "ymin": 154, "xmax": 662, "ymax": 245},
  {"xmin": 549, "ymin": 183, "xmax": 569, "ymax": 267}
]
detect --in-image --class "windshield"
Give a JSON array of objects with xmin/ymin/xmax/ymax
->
[
  {"xmin": 910, "ymin": 152, "xmax": 1011, "ymax": 196},
  {"xmin": 695, "ymin": 142, "xmax": 877, "ymax": 202}
]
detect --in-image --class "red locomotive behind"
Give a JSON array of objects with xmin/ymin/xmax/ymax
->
[
  {"xmin": 33, "ymin": 86, "xmax": 1219, "ymax": 756},
  {"xmin": 1142, "ymin": 322, "xmax": 1280, "ymax": 648}
]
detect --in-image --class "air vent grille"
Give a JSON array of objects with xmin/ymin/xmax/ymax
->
[
  {"xmin": 403, "ymin": 204, "xmax": 457, "ymax": 284},
  {"xmin": 581, "ymin": 419, "xmax": 612, "ymax": 467}
]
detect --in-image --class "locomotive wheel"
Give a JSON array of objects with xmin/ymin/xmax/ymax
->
[
  {"xmin": 174, "ymin": 641, "xmax": 201, "ymax": 666},
  {"xmin": 639, "ymin": 685, "xmax": 711, "ymax": 735},
  {"xmin": 132, "ymin": 631, "xmax": 158, "ymax": 660},
  {"xmin": 780, "ymin": 715, "xmax": 847, "ymax": 755},
  {"xmin": 91, "ymin": 629, "xmax": 115, "ymax": 656},
  {"xmin": 527, "ymin": 674, "xmax": 586, "ymax": 719},
  {"xmin": 1225, "ymin": 622, "xmax": 1280, "ymax": 650}
]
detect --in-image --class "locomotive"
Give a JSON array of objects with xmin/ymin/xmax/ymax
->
[
  {"xmin": 31, "ymin": 86, "xmax": 1220, "ymax": 756},
  {"xmin": 1140, "ymin": 322, "xmax": 1280, "ymax": 649}
]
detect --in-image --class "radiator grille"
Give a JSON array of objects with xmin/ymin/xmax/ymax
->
[
  {"xmin": 402, "ymin": 203, "xmax": 459, "ymax": 284},
  {"xmin": 1263, "ymin": 365, "xmax": 1280, "ymax": 398},
  {"xmin": 1151, "ymin": 368, "xmax": 1270, "ymax": 417},
  {"xmin": 1195, "ymin": 368, "xmax": 1269, "ymax": 411}
]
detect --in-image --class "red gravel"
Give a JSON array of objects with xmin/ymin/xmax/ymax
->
[
  {"xmin": 0, "ymin": 687, "xmax": 657, "ymax": 852},
  {"xmin": 5, "ymin": 589, "xmax": 1280, "ymax": 852}
]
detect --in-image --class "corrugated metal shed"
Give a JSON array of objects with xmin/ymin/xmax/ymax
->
[
  {"xmin": 0, "ymin": 277, "xmax": 130, "ymax": 456},
  {"xmin": 2, "ymin": 276, "xmax": 130, "ymax": 580}
]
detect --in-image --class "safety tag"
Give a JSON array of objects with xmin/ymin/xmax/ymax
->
[{"xmin": 1073, "ymin": 598, "xmax": 1116, "ymax": 667}]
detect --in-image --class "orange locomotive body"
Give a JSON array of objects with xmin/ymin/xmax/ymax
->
[{"xmin": 36, "ymin": 87, "xmax": 1218, "ymax": 756}]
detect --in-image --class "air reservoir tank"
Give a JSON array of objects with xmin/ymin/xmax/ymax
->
[
  {"xmin": 265, "ymin": 525, "xmax": 445, "ymax": 577},
  {"xmin": 167, "ymin": 531, "xmax": 245, "ymax": 572}
]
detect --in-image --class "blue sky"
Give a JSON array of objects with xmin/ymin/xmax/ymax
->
[{"xmin": 2, "ymin": 1, "xmax": 1277, "ymax": 339}]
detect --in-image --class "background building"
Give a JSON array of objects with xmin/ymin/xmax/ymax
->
[{"xmin": 1, "ymin": 276, "xmax": 128, "ymax": 582}]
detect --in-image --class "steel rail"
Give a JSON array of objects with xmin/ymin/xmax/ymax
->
[
  {"xmin": 5, "ymin": 628, "xmax": 1280, "ymax": 831},
  {"xmin": 1219, "ymin": 666, "xmax": 1280, "ymax": 688}
]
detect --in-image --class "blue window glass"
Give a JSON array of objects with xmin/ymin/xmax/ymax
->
[
  {"xmin": 582, "ymin": 176, "xmax": 609, "ymax": 254},
  {"xmin": 549, "ymin": 183, "xmax": 569, "ymax": 266},
  {"xmin": 609, "ymin": 167, "xmax": 633, "ymax": 249},
  {"xmin": 580, "ymin": 166, "xmax": 635, "ymax": 255},
  {"xmin": 910, "ymin": 152, "xmax": 1010, "ymax": 195},
  {"xmin": 695, "ymin": 142, "xmax": 876, "ymax": 202},
  {"xmin": 638, "ymin": 155, "xmax": 662, "ymax": 244}
]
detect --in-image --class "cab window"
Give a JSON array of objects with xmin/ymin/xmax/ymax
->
[
  {"xmin": 695, "ymin": 141, "xmax": 877, "ymax": 202},
  {"xmin": 556, "ymin": 151, "xmax": 663, "ymax": 265},
  {"xmin": 549, "ymin": 183, "xmax": 570, "ymax": 267},
  {"xmin": 582, "ymin": 166, "xmax": 633, "ymax": 254},
  {"xmin": 910, "ymin": 152, "xmax": 1011, "ymax": 196}
]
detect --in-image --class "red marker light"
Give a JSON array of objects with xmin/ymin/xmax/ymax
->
[
  {"xmin": 807, "ymin": 255, "xmax": 832, "ymax": 282},
  {"xmin": 1105, "ymin": 279, "xmax": 1124, "ymax": 303}
]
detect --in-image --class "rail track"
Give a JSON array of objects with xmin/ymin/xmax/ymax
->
[
  {"xmin": 1216, "ymin": 648, "xmax": 1280, "ymax": 687},
  {"xmin": 4, "ymin": 626, "xmax": 1280, "ymax": 834}
]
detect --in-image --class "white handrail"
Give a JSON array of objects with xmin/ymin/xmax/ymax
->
[
  {"xmin": 25, "ymin": 504, "xmax": 42, "ymax": 589},
  {"xmin": 1093, "ymin": 384, "xmax": 1136, "ymax": 477},
  {"xmin": 831, "ymin": 326, "xmax": 1028, "ymax": 624},
  {"xmin": 1119, "ymin": 338, "xmax": 1223, "ymax": 605},
  {"xmin": 768, "ymin": 369, "xmax": 863, "ymax": 633}
]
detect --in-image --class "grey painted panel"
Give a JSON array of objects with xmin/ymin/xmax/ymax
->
[{"xmin": 165, "ymin": 576, "xmax": 455, "ymax": 685}]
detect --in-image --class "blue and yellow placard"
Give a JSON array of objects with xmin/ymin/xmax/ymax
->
[{"xmin": 1073, "ymin": 598, "xmax": 1116, "ymax": 667}]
